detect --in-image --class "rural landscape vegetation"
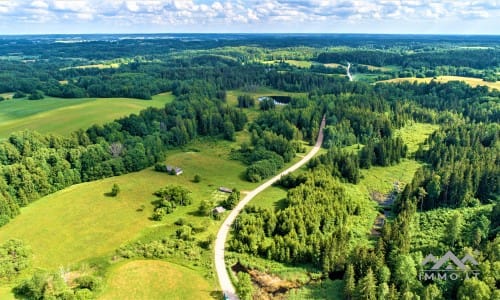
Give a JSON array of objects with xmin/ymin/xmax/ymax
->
[{"xmin": 0, "ymin": 32, "xmax": 498, "ymax": 300}]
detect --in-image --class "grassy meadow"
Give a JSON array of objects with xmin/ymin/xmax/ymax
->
[
  {"xmin": 0, "ymin": 137, "xmax": 257, "ymax": 267},
  {"xmin": 0, "ymin": 92, "xmax": 173, "ymax": 138},
  {"xmin": 99, "ymin": 260, "xmax": 213, "ymax": 300},
  {"xmin": 379, "ymin": 75, "xmax": 500, "ymax": 90},
  {"xmin": 0, "ymin": 136, "xmax": 257, "ymax": 298}
]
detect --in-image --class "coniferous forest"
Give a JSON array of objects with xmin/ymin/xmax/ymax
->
[{"xmin": 0, "ymin": 34, "xmax": 498, "ymax": 299}]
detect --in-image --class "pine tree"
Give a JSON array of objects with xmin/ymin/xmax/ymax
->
[
  {"xmin": 357, "ymin": 267, "xmax": 377, "ymax": 300},
  {"xmin": 344, "ymin": 264, "xmax": 356, "ymax": 300}
]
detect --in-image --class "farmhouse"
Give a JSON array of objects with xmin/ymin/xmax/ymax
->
[
  {"xmin": 166, "ymin": 165, "xmax": 183, "ymax": 175},
  {"xmin": 218, "ymin": 187, "xmax": 233, "ymax": 193}
]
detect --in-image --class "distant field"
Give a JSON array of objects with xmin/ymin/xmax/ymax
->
[
  {"xmin": 99, "ymin": 260, "xmax": 213, "ymax": 300},
  {"xmin": 0, "ymin": 92, "xmax": 14, "ymax": 99},
  {"xmin": 0, "ymin": 93, "xmax": 173, "ymax": 138},
  {"xmin": 61, "ymin": 63, "xmax": 121, "ymax": 70},
  {"xmin": 379, "ymin": 76, "xmax": 500, "ymax": 90},
  {"xmin": 260, "ymin": 60, "xmax": 313, "ymax": 68},
  {"xmin": 323, "ymin": 63, "xmax": 343, "ymax": 68},
  {"xmin": 359, "ymin": 64, "xmax": 399, "ymax": 72}
]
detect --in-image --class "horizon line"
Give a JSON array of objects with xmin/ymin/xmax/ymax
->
[{"xmin": 1, "ymin": 32, "xmax": 500, "ymax": 37}]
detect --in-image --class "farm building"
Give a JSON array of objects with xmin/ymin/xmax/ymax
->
[
  {"xmin": 166, "ymin": 165, "xmax": 183, "ymax": 175},
  {"xmin": 218, "ymin": 187, "xmax": 233, "ymax": 193},
  {"xmin": 212, "ymin": 206, "xmax": 226, "ymax": 214}
]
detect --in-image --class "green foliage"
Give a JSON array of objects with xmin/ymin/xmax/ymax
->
[
  {"xmin": 13, "ymin": 270, "xmax": 73, "ymax": 299},
  {"xmin": 13, "ymin": 91, "xmax": 26, "ymax": 98},
  {"xmin": 193, "ymin": 174, "xmax": 201, "ymax": 183},
  {"xmin": 236, "ymin": 272, "xmax": 254, "ymax": 300},
  {"xmin": 151, "ymin": 185, "xmax": 192, "ymax": 220},
  {"xmin": 457, "ymin": 278, "xmax": 491, "ymax": 300},
  {"xmin": 110, "ymin": 183, "xmax": 120, "ymax": 197},
  {"xmin": 237, "ymin": 94, "xmax": 255, "ymax": 108},
  {"xmin": 230, "ymin": 168, "xmax": 362, "ymax": 269},
  {"xmin": 28, "ymin": 90, "xmax": 44, "ymax": 100},
  {"xmin": 309, "ymin": 147, "xmax": 360, "ymax": 184},
  {"xmin": 221, "ymin": 189, "xmax": 240, "ymax": 209},
  {"xmin": 245, "ymin": 157, "xmax": 284, "ymax": 182},
  {"xmin": 0, "ymin": 239, "xmax": 31, "ymax": 281},
  {"xmin": 259, "ymin": 98, "xmax": 275, "ymax": 110}
]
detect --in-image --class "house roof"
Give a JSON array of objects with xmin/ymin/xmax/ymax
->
[{"xmin": 213, "ymin": 206, "xmax": 226, "ymax": 213}]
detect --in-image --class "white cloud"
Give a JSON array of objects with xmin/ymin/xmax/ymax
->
[
  {"xmin": 31, "ymin": 1, "xmax": 49, "ymax": 9},
  {"xmin": 125, "ymin": 1, "xmax": 139, "ymax": 12},
  {"xmin": 0, "ymin": 0, "xmax": 498, "ymax": 33}
]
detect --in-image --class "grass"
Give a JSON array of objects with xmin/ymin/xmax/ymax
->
[
  {"xmin": 61, "ymin": 63, "xmax": 121, "ymax": 70},
  {"xmin": 99, "ymin": 260, "xmax": 213, "ymax": 300},
  {"xmin": 288, "ymin": 279, "xmax": 344, "ymax": 300},
  {"xmin": 360, "ymin": 160, "xmax": 423, "ymax": 195},
  {"xmin": 0, "ymin": 137, "xmax": 258, "ymax": 297},
  {"xmin": 250, "ymin": 186, "xmax": 288, "ymax": 210},
  {"xmin": 0, "ymin": 137, "xmax": 254, "ymax": 270},
  {"xmin": 379, "ymin": 76, "xmax": 500, "ymax": 90},
  {"xmin": 323, "ymin": 63, "xmax": 343, "ymax": 68},
  {"xmin": 395, "ymin": 122, "xmax": 439, "ymax": 154},
  {"xmin": 0, "ymin": 93, "xmax": 173, "ymax": 138},
  {"xmin": 359, "ymin": 64, "xmax": 399, "ymax": 72}
]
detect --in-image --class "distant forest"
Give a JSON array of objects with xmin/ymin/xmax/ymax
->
[{"xmin": 0, "ymin": 34, "xmax": 498, "ymax": 299}]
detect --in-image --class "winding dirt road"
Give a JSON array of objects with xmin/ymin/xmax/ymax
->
[
  {"xmin": 214, "ymin": 116, "xmax": 326, "ymax": 300},
  {"xmin": 347, "ymin": 62, "xmax": 353, "ymax": 81}
]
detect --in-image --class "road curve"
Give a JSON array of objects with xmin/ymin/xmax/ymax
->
[
  {"xmin": 346, "ymin": 62, "xmax": 353, "ymax": 81},
  {"xmin": 214, "ymin": 116, "xmax": 326, "ymax": 300}
]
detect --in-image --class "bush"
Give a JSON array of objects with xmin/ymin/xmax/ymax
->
[
  {"xmin": 110, "ymin": 183, "xmax": 120, "ymax": 197},
  {"xmin": 0, "ymin": 239, "xmax": 31, "ymax": 280},
  {"xmin": 193, "ymin": 174, "xmax": 201, "ymax": 183},
  {"xmin": 13, "ymin": 91, "xmax": 26, "ymax": 98},
  {"xmin": 75, "ymin": 275, "xmax": 101, "ymax": 291},
  {"xmin": 28, "ymin": 90, "xmax": 44, "ymax": 100},
  {"xmin": 236, "ymin": 272, "xmax": 254, "ymax": 300}
]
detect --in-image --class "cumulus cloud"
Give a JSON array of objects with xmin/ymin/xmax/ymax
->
[{"xmin": 0, "ymin": 0, "xmax": 498, "ymax": 33}]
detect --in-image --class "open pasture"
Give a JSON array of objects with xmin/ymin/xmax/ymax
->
[
  {"xmin": 0, "ymin": 93, "xmax": 173, "ymax": 138},
  {"xmin": 99, "ymin": 260, "xmax": 214, "ymax": 300}
]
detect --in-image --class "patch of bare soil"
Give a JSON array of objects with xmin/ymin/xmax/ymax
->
[
  {"xmin": 249, "ymin": 269, "xmax": 301, "ymax": 300},
  {"xmin": 231, "ymin": 262, "xmax": 302, "ymax": 299}
]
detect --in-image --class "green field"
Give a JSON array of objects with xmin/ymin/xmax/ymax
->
[
  {"xmin": 0, "ymin": 93, "xmax": 173, "ymax": 138},
  {"xmin": 0, "ymin": 138, "xmax": 255, "ymax": 268},
  {"xmin": 99, "ymin": 260, "xmax": 213, "ymax": 300},
  {"xmin": 379, "ymin": 76, "xmax": 500, "ymax": 90},
  {"xmin": 0, "ymin": 137, "xmax": 259, "ymax": 297}
]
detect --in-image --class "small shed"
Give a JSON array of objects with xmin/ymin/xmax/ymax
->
[
  {"xmin": 166, "ymin": 165, "xmax": 183, "ymax": 175},
  {"xmin": 218, "ymin": 187, "xmax": 233, "ymax": 193},
  {"xmin": 213, "ymin": 206, "xmax": 226, "ymax": 214}
]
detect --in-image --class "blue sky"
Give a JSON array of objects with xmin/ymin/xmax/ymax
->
[{"xmin": 0, "ymin": 0, "xmax": 498, "ymax": 34}]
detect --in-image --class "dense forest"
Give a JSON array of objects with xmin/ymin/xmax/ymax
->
[{"xmin": 0, "ymin": 34, "xmax": 498, "ymax": 299}]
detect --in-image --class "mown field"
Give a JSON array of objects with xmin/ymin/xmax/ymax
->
[
  {"xmin": 379, "ymin": 75, "xmax": 500, "ymax": 90},
  {"xmin": 99, "ymin": 260, "xmax": 213, "ymax": 300},
  {"xmin": 0, "ymin": 92, "xmax": 173, "ymax": 138}
]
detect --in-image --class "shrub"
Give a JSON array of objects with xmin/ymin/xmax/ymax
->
[
  {"xmin": 110, "ymin": 183, "xmax": 120, "ymax": 197},
  {"xmin": 193, "ymin": 174, "xmax": 201, "ymax": 183}
]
